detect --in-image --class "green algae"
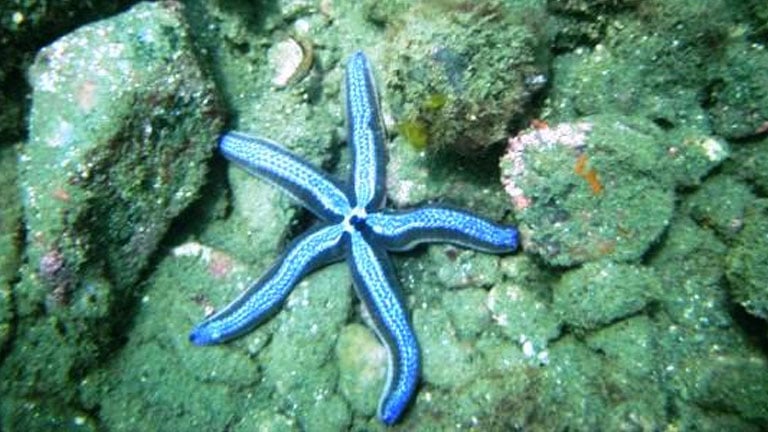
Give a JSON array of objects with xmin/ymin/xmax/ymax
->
[
  {"xmin": 2, "ymin": 2, "xmax": 223, "ymax": 428},
  {"xmin": 0, "ymin": 0, "xmax": 135, "ymax": 142},
  {"xmin": 725, "ymin": 136, "xmax": 768, "ymax": 195},
  {"xmin": 727, "ymin": 201, "xmax": 768, "ymax": 320},
  {"xmin": 384, "ymin": 1, "xmax": 547, "ymax": 154},
  {"xmin": 501, "ymin": 115, "xmax": 677, "ymax": 266},
  {"xmin": 336, "ymin": 323, "xmax": 384, "ymax": 417},
  {"xmin": 707, "ymin": 40, "xmax": 768, "ymax": 139},
  {"xmin": 554, "ymin": 261, "xmax": 659, "ymax": 331},
  {"xmin": 686, "ymin": 174, "xmax": 755, "ymax": 241},
  {"xmin": 0, "ymin": 145, "xmax": 21, "ymax": 352},
  {"xmin": 649, "ymin": 216, "xmax": 732, "ymax": 331},
  {"xmin": 441, "ymin": 288, "xmax": 491, "ymax": 340}
]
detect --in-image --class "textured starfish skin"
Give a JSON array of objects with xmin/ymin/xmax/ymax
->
[{"xmin": 189, "ymin": 51, "xmax": 519, "ymax": 425}]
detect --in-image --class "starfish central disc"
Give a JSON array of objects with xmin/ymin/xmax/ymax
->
[{"xmin": 343, "ymin": 207, "xmax": 368, "ymax": 233}]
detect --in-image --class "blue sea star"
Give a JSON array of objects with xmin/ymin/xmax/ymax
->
[{"xmin": 189, "ymin": 51, "xmax": 519, "ymax": 425}]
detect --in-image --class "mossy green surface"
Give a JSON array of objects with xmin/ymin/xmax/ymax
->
[
  {"xmin": 683, "ymin": 354, "xmax": 768, "ymax": 423},
  {"xmin": 384, "ymin": 2, "xmax": 547, "ymax": 154},
  {"xmin": 554, "ymin": 261, "xmax": 659, "ymax": 331},
  {"xmin": 685, "ymin": 174, "xmax": 755, "ymax": 242},
  {"xmin": 707, "ymin": 41, "xmax": 768, "ymax": 139},
  {"xmin": 0, "ymin": 0, "xmax": 134, "ymax": 141},
  {"xmin": 21, "ymin": 1, "xmax": 221, "ymax": 296},
  {"xmin": 501, "ymin": 114, "xmax": 730, "ymax": 267},
  {"xmin": 0, "ymin": 146, "xmax": 21, "ymax": 352},
  {"xmin": 2, "ymin": 1, "xmax": 223, "ymax": 427},
  {"xmin": 726, "ymin": 201, "xmax": 768, "ymax": 320},
  {"xmin": 78, "ymin": 245, "xmax": 260, "ymax": 431},
  {"xmin": 649, "ymin": 216, "xmax": 732, "ymax": 331},
  {"xmin": 336, "ymin": 323, "xmax": 385, "ymax": 417},
  {"xmin": 501, "ymin": 115, "xmax": 676, "ymax": 266}
]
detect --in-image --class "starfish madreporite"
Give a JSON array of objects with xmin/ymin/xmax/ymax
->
[{"xmin": 189, "ymin": 51, "xmax": 519, "ymax": 425}]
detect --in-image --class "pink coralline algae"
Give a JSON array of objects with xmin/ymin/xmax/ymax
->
[
  {"xmin": 39, "ymin": 248, "xmax": 72, "ymax": 307},
  {"xmin": 501, "ymin": 122, "xmax": 592, "ymax": 211}
]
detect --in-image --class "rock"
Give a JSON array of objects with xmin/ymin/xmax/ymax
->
[
  {"xmin": 263, "ymin": 263, "xmax": 352, "ymax": 428},
  {"xmin": 681, "ymin": 353, "xmax": 768, "ymax": 424},
  {"xmin": 553, "ymin": 261, "xmax": 659, "ymax": 331},
  {"xmin": 335, "ymin": 323, "xmax": 385, "ymax": 416},
  {"xmin": 501, "ymin": 115, "xmax": 675, "ymax": 266},
  {"xmin": 0, "ymin": 146, "xmax": 22, "ymax": 352},
  {"xmin": 723, "ymin": 136, "xmax": 768, "ymax": 195},
  {"xmin": 7, "ymin": 0, "xmax": 221, "ymax": 402},
  {"xmin": 430, "ymin": 247, "xmax": 501, "ymax": 290},
  {"xmin": 414, "ymin": 307, "xmax": 476, "ymax": 388},
  {"xmin": 707, "ymin": 41, "xmax": 768, "ymax": 139},
  {"xmin": 384, "ymin": 2, "xmax": 547, "ymax": 154},
  {"xmin": 648, "ymin": 216, "xmax": 731, "ymax": 331},
  {"xmin": 535, "ymin": 337, "xmax": 608, "ymax": 430},
  {"xmin": 685, "ymin": 175, "xmax": 754, "ymax": 242},
  {"xmin": 500, "ymin": 114, "xmax": 730, "ymax": 266},
  {"xmin": 487, "ymin": 281, "xmax": 560, "ymax": 350},
  {"xmin": 726, "ymin": 200, "xmax": 768, "ymax": 320},
  {"xmin": 0, "ymin": 0, "xmax": 134, "ymax": 140},
  {"xmin": 442, "ymin": 288, "xmax": 492, "ymax": 340},
  {"xmin": 22, "ymin": 1, "xmax": 221, "ymax": 299},
  {"xmin": 584, "ymin": 316, "xmax": 666, "ymax": 430},
  {"xmin": 79, "ymin": 236, "xmax": 263, "ymax": 431},
  {"xmin": 226, "ymin": 167, "xmax": 298, "ymax": 265}
]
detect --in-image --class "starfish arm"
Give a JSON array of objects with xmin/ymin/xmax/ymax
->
[
  {"xmin": 346, "ymin": 51, "xmax": 387, "ymax": 210},
  {"xmin": 367, "ymin": 205, "xmax": 519, "ymax": 253},
  {"xmin": 220, "ymin": 132, "xmax": 351, "ymax": 220},
  {"xmin": 348, "ymin": 231, "xmax": 420, "ymax": 425},
  {"xmin": 189, "ymin": 224, "xmax": 346, "ymax": 345}
]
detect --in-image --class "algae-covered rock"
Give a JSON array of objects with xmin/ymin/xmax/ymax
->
[
  {"xmin": 535, "ymin": 327, "xmax": 666, "ymax": 430},
  {"xmin": 726, "ymin": 200, "xmax": 768, "ymax": 320},
  {"xmin": 501, "ymin": 115, "xmax": 674, "ymax": 266},
  {"xmin": 226, "ymin": 166, "xmax": 298, "ymax": 265},
  {"xmin": 487, "ymin": 281, "xmax": 560, "ymax": 349},
  {"xmin": 0, "ymin": 0, "xmax": 134, "ymax": 141},
  {"xmin": 648, "ymin": 216, "xmax": 732, "ymax": 331},
  {"xmin": 430, "ymin": 246, "xmax": 502, "ymax": 290},
  {"xmin": 398, "ymin": 331, "xmax": 534, "ymax": 429},
  {"xmin": 546, "ymin": 0, "xmax": 638, "ymax": 51},
  {"xmin": 553, "ymin": 261, "xmax": 659, "ymax": 331},
  {"xmin": 263, "ymin": 263, "xmax": 352, "ymax": 429},
  {"xmin": 534, "ymin": 336, "xmax": 607, "ymax": 429},
  {"xmin": 707, "ymin": 41, "xmax": 768, "ymax": 139},
  {"xmin": 663, "ymin": 128, "xmax": 730, "ymax": 187},
  {"xmin": 89, "ymin": 252, "xmax": 352, "ymax": 431},
  {"xmin": 21, "ymin": 1, "xmax": 221, "ymax": 300},
  {"xmin": 79, "ymin": 237, "xmax": 263, "ymax": 430},
  {"xmin": 414, "ymin": 307, "xmax": 476, "ymax": 389},
  {"xmin": 546, "ymin": 1, "xmax": 738, "ymax": 132},
  {"xmin": 335, "ymin": 323, "xmax": 385, "ymax": 416},
  {"xmin": 679, "ymin": 353, "xmax": 768, "ymax": 425},
  {"xmin": 0, "ymin": 146, "xmax": 22, "ymax": 352},
  {"xmin": 442, "ymin": 288, "xmax": 492, "ymax": 340},
  {"xmin": 546, "ymin": 42, "xmax": 709, "ymax": 131},
  {"xmin": 385, "ymin": 2, "xmax": 547, "ymax": 154},
  {"xmin": 501, "ymin": 114, "xmax": 729, "ymax": 266},
  {"xmin": 685, "ymin": 175, "xmax": 755, "ymax": 242},
  {"xmin": 6, "ymin": 0, "xmax": 221, "ymax": 407},
  {"xmin": 385, "ymin": 133, "xmax": 513, "ymax": 216},
  {"xmin": 584, "ymin": 316, "xmax": 666, "ymax": 430},
  {"xmin": 724, "ymin": 137, "xmax": 768, "ymax": 195}
]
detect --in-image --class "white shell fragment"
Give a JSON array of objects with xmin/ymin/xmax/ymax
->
[{"xmin": 269, "ymin": 38, "xmax": 311, "ymax": 87}]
